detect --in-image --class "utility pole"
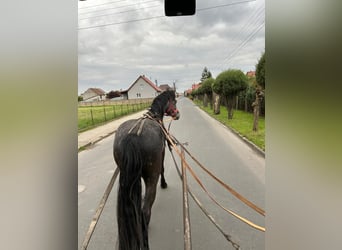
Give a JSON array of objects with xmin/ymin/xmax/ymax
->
[{"xmin": 173, "ymin": 80, "xmax": 177, "ymax": 92}]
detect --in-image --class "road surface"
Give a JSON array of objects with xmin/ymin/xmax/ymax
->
[{"xmin": 78, "ymin": 97, "xmax": 265, "ymax": 249}]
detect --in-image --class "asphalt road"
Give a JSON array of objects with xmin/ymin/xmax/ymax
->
[{"xmin": 78, "ymin": 97, "xmax": 265, "ymax": 250}]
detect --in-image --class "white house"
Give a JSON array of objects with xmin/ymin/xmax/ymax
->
[
  {"xmin": 81, "ymin": 88, "xmax": 106, "ymax": 102},
  {"xmin": 121, "ymin": 75, "xmax": 161, "ymax": 100}
]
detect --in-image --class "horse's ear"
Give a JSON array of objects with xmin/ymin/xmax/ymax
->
[{"xmin": 169, "ymin": 89, "xmax": 175, "ymax": 99}]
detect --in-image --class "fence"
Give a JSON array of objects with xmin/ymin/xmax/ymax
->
[
  {"xmin": 78, "ymin": 98, "xmax": 153, "ymax": 132},
  {"xmin": 78, "ymin": 98, "xmax": 153, "ymax": 107}
]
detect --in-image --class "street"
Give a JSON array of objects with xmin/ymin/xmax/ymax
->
[{"xmin": 78, "ymin": 97, "xmax": 265, "ymax": 249}]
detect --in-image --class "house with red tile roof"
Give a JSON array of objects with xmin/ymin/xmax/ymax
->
[
  {"xmin": 184, "ymin": 82, "xmax": 201, "ymax": 97},
  {"xmin": 121, "ymin": 75, "xmax": 162, "ymax": 99},
  {"xmin": 246, "ymin": 71, "xmax": 256, "ymax": 77},
  {"xmin": 192, "ymin": 83, "xmax": 201, "ymax": 90},
  {"xmin": 81, "ymin": 88, "xmax": 106, "ymax": 102}
]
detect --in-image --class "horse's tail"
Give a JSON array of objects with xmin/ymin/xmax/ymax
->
[{"xmin": 117, "ymin": 135, "xmax": 149, "ymax": 250}]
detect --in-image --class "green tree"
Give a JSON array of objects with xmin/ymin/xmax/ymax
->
[
  {"xmin": 200, "ymin": 67, "xmax": 212, "ymax": 82},
  {"xmin": 106, "ymin": 90, "xmax": 121, "ymax": 99},
  {"xmin": 237, "ymin": 77, "xmax": 256, "ymax": 112},
  {"xmin": 78, "ymin": 95, "xmax": 83, "ymax": 102},
  {"xmin": 253, "ymin": 52, "xmax": 265, "ymax": 131},
  {"xmin": 190, "ymin": 88, "xmax": 199, "ymax": 100},
  {"xmin": 256, "ymin": 52, "xmax": 265, "ymax": 88},
  {"xmin": 212, "ymin": 76, "xmax": 222, "ymax": 115},
  {"xmin": 200, "ymin": 77, "xmax": 214, "ymax": 108},
  {"xmin": 214, "ymin": 69, "xmax": 248, "ymax": 119}
]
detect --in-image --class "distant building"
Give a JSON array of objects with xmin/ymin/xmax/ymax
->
[
  {"xmin": 121, "ymin": 75, "xmax": 162, "ymax": 100},
  {"xmin": 192, "ymin": 83, "xmax": 201, "ymax": 90},
  {"xmin": 81, "ymin": 88, "xmax": 106, "ymax": 102},
  {"xmin": 184, "ymin": 82, "xmax": 201, "ymax": 97},
  {"xmin": 158, "ymin": 84, "xmax": 173, "ymax": 92},
  {"xmin": 246, "ymin": 71, "xmax": 256, "ymax": 77}
]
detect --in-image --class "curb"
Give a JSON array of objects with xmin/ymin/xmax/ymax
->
[
  {"xmin": 194, "ymin": 105, "xmax": 265, "ymax": 158},
  {"xmin": 78, "ymin": 130, "xmax": 117, "ymax": 152},
  {"xmin": 78, "ymin": 109, "xmax": 148, "ymax": 152},
  {"xmin": 222, "ymin": 124, "xmax": 265, "ymax": 158}
]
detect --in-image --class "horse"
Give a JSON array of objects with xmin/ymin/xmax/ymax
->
[{"xmin": 113, "ymin": 90, "xmax": 180, "ymax": 250}]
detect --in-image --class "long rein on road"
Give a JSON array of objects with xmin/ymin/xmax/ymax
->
[{"xmin": 81, "ymin": 113, "xmax": 265, "ymax": 250}]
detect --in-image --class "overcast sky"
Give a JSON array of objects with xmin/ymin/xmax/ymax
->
[{"xmin": 78, "ymin": 0, "xmax": 264, "ymax": 95}]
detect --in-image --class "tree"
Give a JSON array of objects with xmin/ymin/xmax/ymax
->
[
  {"xmin": 190, "ymin": 88, "xmax": 199, "ymax": 100},
  {"xmin": 255, "ymin": 52, "xmax": 265, "ymax": 88},
  {"xmin": 106, "ymin": 90, "xmax": 121, "ymax": 99},
  {"xmin": 78, "ymin": 95, "xmax": 83, "ymax": 102},
  {"xmin": 200, "ymin": 77, "xmax": 214, "ymax": 108},
  {"xmin": 212, "ymin": 76, "xmax": 222, "ymax": 115},
  {"xmin": 253, "ymin": 52, "xmax": 265, "ymax": 131},
  {"xmin": 237, "ymin": 77, "xmax": 255, "ymax": 112},
  {"xmin": 214, "ymin": 69, "xmax": 248, "ymax": 119},
  {"xmin": 200, "ymin": 67, "xmax": 212, "ymax": 82}
]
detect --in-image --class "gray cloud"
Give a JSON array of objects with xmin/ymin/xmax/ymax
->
[{"xmin": 78, "ymin": 0, "xmax": 264, "ymax": 94}]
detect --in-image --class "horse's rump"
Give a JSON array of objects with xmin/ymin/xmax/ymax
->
[{"xmin": 114, "ymin": 118, "xmax": 165, "ymax": 250}]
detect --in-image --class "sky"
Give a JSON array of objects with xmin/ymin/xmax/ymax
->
[{"xmin": 78, "ymin": 0, "xmax": 265, "ymax": 95}]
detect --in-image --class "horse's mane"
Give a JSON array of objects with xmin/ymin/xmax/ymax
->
[{"xmin": 149, "ymin": 90, "xmax": 175, "ymax": 119}]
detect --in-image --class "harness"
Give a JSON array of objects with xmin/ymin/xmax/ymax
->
[
  {"xmin": 127, "ymin": 112, "xmax": 164, "ymax": 136},
  {"xmin": 81, "ymin": 110, "xmax": 265, "ymax": 250},
  {"xmin": 128, "ymin": 98, "xmax": 178, "ymax": 136}
]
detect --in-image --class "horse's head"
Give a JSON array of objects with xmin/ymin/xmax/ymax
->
[
  {"xmin": 165, "ymin": 91, "xmax": 180, "ymax": 120},
  {"xmin": 149, "ymin": 90, "xmax": 180, "ymax": 120}
]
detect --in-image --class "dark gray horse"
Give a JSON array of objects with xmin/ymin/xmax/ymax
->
[{"xmin": 113, "ymin": 90, "xmax": 180, "ymax": 250}]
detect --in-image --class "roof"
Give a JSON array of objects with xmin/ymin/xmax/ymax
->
[
  {"xmin": 158, "ymin": 84, "xmax": 172, "ymax": 91},
  {"xmin": 87, "ymin": 88, "xmax": 106, "ymax": 95},
  {"xmin": 192, "ymin": 83, "xmax": 201, "ymax": 90},
  {"xmin": 246, "ymin": 71, "xmax": 256, "ymax": 77},
  {"xmin": 122, "ymin": 75, "xmax": 162, "ymax": 93}
]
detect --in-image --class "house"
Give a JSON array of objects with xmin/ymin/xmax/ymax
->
[
  {"xmin": 246, "ymin": 71, "xmax": 256, "ymax": 77},
  {"xmin": 192, "ymin": 83, "xmax": 201, "ymax": 91},
  {"xmin": 158, "ymin": 84, "xmax": 173, "ymax": 92},
  {"xmin": 81, "ymin": 88, "xmax": 106, "ymax": 102},
  {"xmin": 121, "ymin": 75, "xmax": 162, "ymax": 100},
  {"xmin": 184, "ymin": 83, "xmax": 201, "ymax": 97}
]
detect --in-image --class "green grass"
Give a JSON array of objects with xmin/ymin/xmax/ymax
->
[
  {"xmin": 193, "ymin": 100, "xmax": 265, "ymax": 151},
  {"xmin": 78, "ymin": 102, "xmax": 151, "ymax": 132}
]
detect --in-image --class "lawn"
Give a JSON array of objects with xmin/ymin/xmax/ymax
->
[
  {"xmin": 193, "ymin": 100, "xmax": 265, "ymax": 151},
  {"xmin": 78, "ymin": 102, "xmax": 151, "ymax": 132}
]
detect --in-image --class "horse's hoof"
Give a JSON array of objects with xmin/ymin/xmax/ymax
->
[{"xmin": 161, "ymin": 182, "xmax": 168, "ymax": 189}]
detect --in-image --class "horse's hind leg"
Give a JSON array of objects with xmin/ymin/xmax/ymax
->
[
  {"xmin": 142, "ymin": 177, "xmax": 158, "ymax": 226},
  {"xmin": 160, "ymin": 148, "xmax": 168, "ymax": 189}
]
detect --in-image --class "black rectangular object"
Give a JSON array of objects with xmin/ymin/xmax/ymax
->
[{"xmin": 165, "ymin": 0, "xmax": 196, "ymax": 16}]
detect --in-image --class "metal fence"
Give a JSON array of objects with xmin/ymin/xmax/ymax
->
[
  {"xmin": 78, "ymin": 99, "xmax": 153, "ymax": 132},
  {"xmin": 78, "ymin": 98, "xmax": 153, "ymax": 107}
]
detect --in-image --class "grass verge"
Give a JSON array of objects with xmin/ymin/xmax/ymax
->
[
  {"xmin": 193, "ymin": 100, "xmax": 265, "ymax": 151},
  {"xmin": 78, "ymin": 102, "xmax": 151, "ymax": 133}
]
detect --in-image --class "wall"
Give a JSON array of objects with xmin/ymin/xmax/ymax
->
[{"xmin": 127, "ymin": 78, "xmax": 159, "ymax": 99}]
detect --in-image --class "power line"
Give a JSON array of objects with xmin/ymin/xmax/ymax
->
[
  {"xmin": 79, "ymin": 4, "xmax": 161, "ymax": 21},
  {"xmin": 238, "ymin": 6, "xmax": 264, "ymax": 35},
  {"xmin": 214, "ymin": 3, "xmax": 264, "ymax": 69},
  {"xmin": 78, "ymin": 0, "xmax": 257, "ymax": 31},
  {"xmin": 223, "ymin": 21, "xmax": 265, "ymax": 67},
  {"xmin": 79, "ymin": 0, "xmax": 160, "ymax": 15},
  {"xmin": 197, "ymin": 0, "xmax": 255, "ymax": 12},
  {"xmin": 78, "ymin": 0, "xmax": 127, "ymax": 10},
  {"xmin": 226, "ymin": 21, "xmax": 265, "ymax": 62},
  {"xmin": 78, "ymin": 15, "xmax": 165, "ymax": 30}
]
